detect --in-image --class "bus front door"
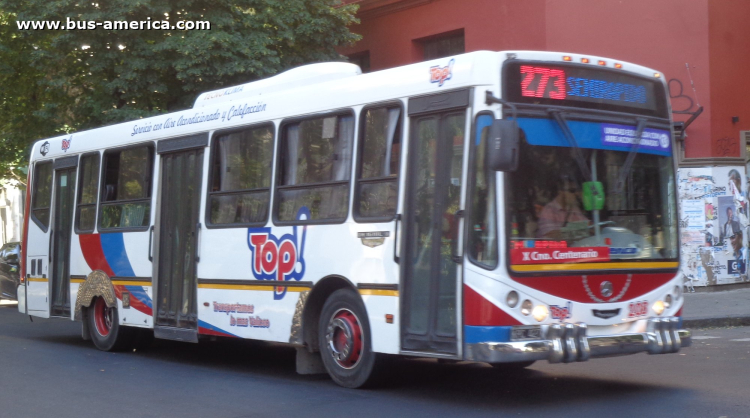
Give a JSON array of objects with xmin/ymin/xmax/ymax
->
[
  {"xmin": 49, "ymin": 164, "xmax": 77, "ymax": 317},
  {"xmin": 401, "ymin": 97, "xmax": 468, "ymax": 355},
  {"xmin": 154, "ymin": 147, "xmax": 204, "ymax": 342}
]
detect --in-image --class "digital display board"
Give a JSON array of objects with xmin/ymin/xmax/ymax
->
[{"xmin": 503, "ymin": 62, "xmax": 668, "ymax": 117}]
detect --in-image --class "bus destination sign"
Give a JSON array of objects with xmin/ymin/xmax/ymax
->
[{"xmin": 504, "ymin": 62, "xmax": 666, "ymax": 116}]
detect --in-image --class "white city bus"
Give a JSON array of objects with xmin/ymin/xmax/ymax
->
[{"xmin": 18, "ymin": 50, "xmax": 690, "ymax": 388}]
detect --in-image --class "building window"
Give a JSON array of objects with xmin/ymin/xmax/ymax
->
[
  {"xmin": 76, "ymin": 153, "xmax": 100, "ymax": 232},
  {"xmin": 420, "ymin": 30, "xmax": 465, "ymax": 60},
  {"xmin": 100, "ymin": 145, "xmax": 153, "ymax": 230},
  {"xmin": 355, "ymin": 105, "xmax": 401, "ymax": 220},
  {"xmin": 208, "ymin": 125, "xmax": 274, "ymax": 226},
  {"xmin": 348, "ymin": 51, "xmax": 371, "ymax": 73},
  {"xmin": 31, "ymin": 161, "xmax": 53, "ymax": 231},
  {"xmin": 276, "ymin": 113, "xmax": 355, "ymax": 223}
]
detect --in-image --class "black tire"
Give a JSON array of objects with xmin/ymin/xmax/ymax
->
[
  {"xmin": 318, "ymin": 288, "xmax": 381, "ymax": 388},
  {"xmin": 87, "ymin": 297, "xmax": 136, "ymax": 351},
  {"xmin": 490, "ymin": 361, "xmax": 536, "ymax": 370}
]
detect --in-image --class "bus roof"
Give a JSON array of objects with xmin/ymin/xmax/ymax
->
[{"xmin": 27, "ymin": 50, "xmax": 664, "ymax": 162}]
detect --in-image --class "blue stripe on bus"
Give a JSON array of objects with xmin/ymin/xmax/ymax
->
[
  {"xmin": 464, "ymin": 326, "xmax": 512, "ymax": 344},
  {"xmin": 516, "ymin": 117, "xmax": 671, "ymax": 157},
  {"xmin": 100, "ymin": 233, "xmax": 136, "ymax": 277}
]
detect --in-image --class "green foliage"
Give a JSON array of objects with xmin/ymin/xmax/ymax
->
[{"xmin": 0, "ymin": 0, "xmax": 360, "ymax": 181}]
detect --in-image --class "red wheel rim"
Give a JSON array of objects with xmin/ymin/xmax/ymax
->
[
  {"xmin": 325, "ymin": 309, "xmax": 363, "ymax": 369},
  {"xmin": 93, "ymin": 298, "xmax": 113, "ymax": 337}
]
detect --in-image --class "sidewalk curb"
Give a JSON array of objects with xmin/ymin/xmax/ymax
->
[{"xmin": 683, "ymin": 316, "xmax": 750, "ymax": 329}]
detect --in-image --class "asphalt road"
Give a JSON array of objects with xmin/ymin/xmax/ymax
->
[{"xmin": 0, "ymin": 302, "xmax": 748, "ymax": 418}]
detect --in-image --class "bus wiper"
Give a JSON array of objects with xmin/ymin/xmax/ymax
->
[
  {"xmin": 548, "ymin": 110, "xmax": 591, "ymax": 182},
  {"xmin": 614, "ymin": 118, "xmax": 647, "ymax": 195}
]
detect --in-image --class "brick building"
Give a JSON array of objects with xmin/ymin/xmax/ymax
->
[{"xmin": 340, "ymin": 0, "xmax": 750, "ymax": 287}]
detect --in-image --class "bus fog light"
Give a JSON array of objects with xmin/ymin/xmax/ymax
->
[
  {"xmin": 507, "ymin": 291, "xmax": 519, "ymax": 308},
  {"xmin": 521, "ymin": 300, "xmax": 532, "ymax": 316},
  {"xmin": 664, "ymin": 294, "xmax": 672, "ymax": 309},
  {"xmin": 532, "ymin": 305, "xmax": 549, "ymax": 322},
  {"xmin": 652, "ymin": 300, "xmax": 665, "ymax": 316}
]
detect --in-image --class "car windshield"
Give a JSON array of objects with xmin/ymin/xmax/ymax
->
[{"xmin": 506, "ymin": 117, "xmax": 678, "ymax": 267}]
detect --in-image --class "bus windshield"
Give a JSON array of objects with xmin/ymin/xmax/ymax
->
[{"xmin": 506, "ymin": 116, "xmax": 678, "ymax": 268}]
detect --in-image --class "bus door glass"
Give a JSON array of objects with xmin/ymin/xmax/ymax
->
[
  {"xmin": 401, "ymin": 90, "xmax": 469, "ymax": 354},
  {"xmin": 26, "ymin": 161, "xmax": 53, "ymax": 316},
  {"xmin": 155, "ymin": 145, "xmax": 204, "ymax": 335},
  {"xmin": 50, "ymin": 162, "xmax": 77, "ymax": 317}
]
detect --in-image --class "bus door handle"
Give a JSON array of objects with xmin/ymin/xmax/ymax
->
[
  {"xmin": 148, "ymin": 225, "xmax": 154, "ymax": 262},
  {"xmin": 451, "ymin": 209, "xmax": 465, "ymax": 264},
  {"xmin": 195, "ymin": 223, "xmax": 202, "ymax": 263},
  {"xmin": 393, "ymin": 214, "xmax": 402, "ymax": 264}
]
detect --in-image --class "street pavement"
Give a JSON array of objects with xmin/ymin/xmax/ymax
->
[{"xmin": 0, "ymin": 303, "xmax": 748, "ymax": 418}]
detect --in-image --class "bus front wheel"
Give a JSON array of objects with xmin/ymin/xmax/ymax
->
[
  {"xmin": 318, "ymin": 288, "xmax": 379, "ymax": 388},
  {"xmin": 87, "ymin": 297, "xmax": 134, "ymax": 351}
]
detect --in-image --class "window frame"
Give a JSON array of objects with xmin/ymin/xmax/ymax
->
[
  {"xmin": 465, "ymin": 111, "xmax": 500, "ymax": 270},
  {"xmin": 75, "ymin": 151, "xmax": 101, "ymax": 234},
  {"xmin": 30, "ymin": 160, "xmax": 54, "ymax": 232},
  {"xmin": 205, "ymin": 122, "xmax": 277, "ymax": 229},
  {"xmin": 97, "ymin": 142, "xmax": 155, "ymax": 233},
  {"xmin": 273, "ymin": 109, "xmax": 356, "ymax": 226},
  {"xmin": 353, "ymin": 101, "xmax": 404, "ymax": 223}
]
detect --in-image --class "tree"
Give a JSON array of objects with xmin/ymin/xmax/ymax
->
[{"xmin": 0, "ymin": 0, "xmax": 360, "ymax": 181}]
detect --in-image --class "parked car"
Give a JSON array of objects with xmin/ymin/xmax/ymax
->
[{"xmin": 0, "ymin": 242, "xmax": 20, "ymax": 301}]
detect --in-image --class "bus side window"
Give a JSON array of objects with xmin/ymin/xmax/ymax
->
[
  {"xmin": 467, "ymin": 115, "xmax": 498, "ymax": 268},
  {"xmin": 354, "ymin": 106, "xmax": 401, "ymax": 221},
  {"xmin": 76, "ymin": 153, "xmax": 100, "ymax": 233},
  {"xmin": 31, "ymin": 161, "xmax": 53, "ymax": 231},
  {"xmin": 208, "ymin": 125, "xmax": 274, "ymax": 226},
  {"xmin": 276, "ymin": 113, "xmax": 355, "ymax": 223},
  {"xmin": 99, "ymin": 145, "xmax": 154, "ymax": 230}
]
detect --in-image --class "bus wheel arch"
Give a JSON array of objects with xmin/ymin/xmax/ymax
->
[
  {"xmin": 74, "ymin": 270, "xmax": 118, "ymax": 330},
  {"xmin": 300, "ymin": 275, "xmax": 358, "ymax": 353}
]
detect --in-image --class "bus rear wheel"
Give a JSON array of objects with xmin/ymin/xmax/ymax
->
[
  {"xmin": 88, "ymin": 297, "xmax": 134, "ymax": 351},
  {"xmin": 318, "ymin": 289, "xmax": 379, "ymax": 388}
]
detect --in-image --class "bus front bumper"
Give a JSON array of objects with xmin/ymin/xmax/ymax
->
[{"xmin": 465, "ymin": 317, "xmax": 691, "ymax": 364}]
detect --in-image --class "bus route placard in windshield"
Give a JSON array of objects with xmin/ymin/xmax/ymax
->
[{"xmin": 503, "ymin": 61, "xmax": 668, "ymax": 117}]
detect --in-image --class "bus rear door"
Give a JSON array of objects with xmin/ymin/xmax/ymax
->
[{"xmin": 153, "ymin": 136, "xmax": 206, "ymax": 342}]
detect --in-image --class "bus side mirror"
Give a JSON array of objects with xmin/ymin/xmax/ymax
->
[{"xmin": 488, "ymin": 119, "xmax": 520, "ymax": 172}]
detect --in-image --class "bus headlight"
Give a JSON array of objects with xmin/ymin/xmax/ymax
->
[
  {"xmin": 506, "ymin": 291, "xmax": 519, "ymax": 308},
  {"xmin": 652, "ymin": 300, "xmax": 665, "ymax": 316},
  {"xmin": 532, "ymin": 305, "xmax": 549, "ymax": 322},
  {"xmin": 521, "ymin": 300, "xmax": 533, "ymax": 316},
  {"xmin": 664, "ymin": 294, "xmax": 672, "ymax": 309}
]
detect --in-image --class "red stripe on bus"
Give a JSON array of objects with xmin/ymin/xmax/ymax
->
[
  {"xmin": 78, "ymin": 234, "xmax": 116, "ymax": 277},
  {"xmin": 464, "ymin": 284, "xmax": 522, "ymax": 326},
  {"xmin": 510, "ymin": 273, "xmax": 675, "ymax": 303}
]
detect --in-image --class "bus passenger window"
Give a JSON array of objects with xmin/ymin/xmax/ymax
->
[
  {"xmin": 209, "ymin": 125, "xmax": 274, "ymax": 226},
  {"xmin": 31, "ymin": 161, "xmax": 53, "ymax": 230},
  {"xmin": 355, "ymin": 106, "xmax": 401, "ymax": 220},
  {"xmin": 76, "ymin": 153, "xmax": 100, "ymax": 232},
  {"xmin": 276, "ymin": 114, "xmax": 355, "ymax": 223},
  {"xmin": 99, "ymin": 145, "xmax": 153, "ymax": 230}
]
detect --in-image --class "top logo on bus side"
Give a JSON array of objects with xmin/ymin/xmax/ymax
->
[
  {"xmin": 430, "ymin": 58, "xmax": 454, "ymax": 87},
  {"xmin": 247, "ymin": 207, "xmax": 309, "ymax": 300}
]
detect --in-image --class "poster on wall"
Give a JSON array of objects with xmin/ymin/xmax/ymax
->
[
  {"xmin": 677, "ymin": 166, "xmax": 749, "ymax": 287},
  {"xmin": 682, "ymin": 200, "xmax": 704, "ymax": 231}
]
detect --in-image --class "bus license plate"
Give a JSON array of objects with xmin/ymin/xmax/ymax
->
[{"xmin": 511, "ymin": 326, "xmax": 542, "ymax": 341}]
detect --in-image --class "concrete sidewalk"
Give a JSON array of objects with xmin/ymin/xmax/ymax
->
[{"xmin": 682, "ymin": 287, "xmax": 750, "ymax": 328}]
